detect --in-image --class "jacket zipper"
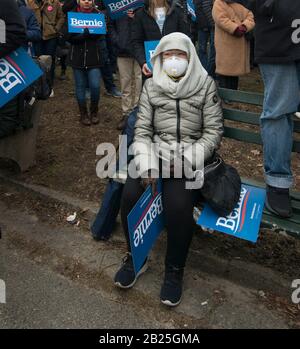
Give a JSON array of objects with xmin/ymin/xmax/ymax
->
[{"xmin": 176, "ymin": 99, "xmax": 181, "ymax": 143}]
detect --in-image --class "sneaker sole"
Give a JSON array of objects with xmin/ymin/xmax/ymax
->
[
  {"xmin": 114, "ymin": 260, "xmax": 149, "ymax": 289},
  {"xmin": 160, "ymin": 297, "xmax": 182, "ymax": 307}
]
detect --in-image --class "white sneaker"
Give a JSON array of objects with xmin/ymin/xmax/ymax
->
[
  {"xmin": 49, "ymin": 89, "xmax": 54, "ymax": 98},
  {"xmin": 295, "ymin": 112, "xmax": 300, "ymax": 119}
]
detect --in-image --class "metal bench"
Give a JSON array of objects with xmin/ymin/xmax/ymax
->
[{"xmin": 218, "ymin": 88, "xmax": 300, "ymax": 238}]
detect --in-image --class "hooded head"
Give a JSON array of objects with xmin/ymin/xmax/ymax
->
[{"xmin": 151, "ymin": 32, "xmax": 208, "ymax": 99}]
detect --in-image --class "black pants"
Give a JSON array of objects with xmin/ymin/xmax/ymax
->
[
  {"xmin": 218, "ymin": 75, "xmax": 239, "ymax": 90},
  {"xmin": 121, "ymin": 177, "xmax": 201, "ymax": 269},
  {"xmin": 0, "ymin": 97, "xmax": 20, "ymax": 139},
  {"xmin": 34, "ymin": 38, "xmax": 58, "ymax": 87}
]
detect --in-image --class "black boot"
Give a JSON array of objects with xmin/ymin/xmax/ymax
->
[
  {"xmin": 265, "ymin": 185, "xmax": 292, "ymax": 218},
  {"xmin": 116, "ymin": 114, "xmax": 129, "ymax": 131},
  {"xmin": 78, "ymin": 104, "xmax": 91, "ymax": 126},
  {"xmin": 160, "ymin": 264, "xmax": 184, "ymax": 307},
  {"xmin": 90, "ymin": 102, "xmax": 100, "ymax": 125}
]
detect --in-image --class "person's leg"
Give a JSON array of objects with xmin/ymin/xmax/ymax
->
[
  {"xmin": 42, "ymin": 38, "xmax": 58, "ymax": 87},
  {"xmin": 73, "ymin": 68, "xmax": 90, "ymax": 126},
  {"xmin": 87, "ymin": 68, "xmax": 101, "ymax": 124},
  {"xmin": 207, "ymin": 29, "xmax": 216, "ymax": 78},
  {"xmin": 100, "ymin": 41, "xmax": 122, "ymax": 97},
  {"xmin": 198, "ymin": 29, "xmax": 209, "ymax": 71},
  {"xmin": 296, "ymin": 61, "xmax": 300, "ymax": 117},
  {"xmin": 231, "ymin": 76, "xmax": 239, "ymax": 90},
  {"xmin": 60, "ymin": 55, "xmax": 67, "ymax": 79},
  {"xmin": 118, "ymin": 57, "xmax": 134, "ymax": 116},
  {"xmin": 133, "ymin": 59, "xmax": 142, "ymax": 109},
  {"xmin": 218, "ymin": 75, "xmax": 231, "ymax": 89},
  {"xmin": 160, "ymin": 178, "xmax": 200, "ymax": 306},
  {"xmin": 259, "ymin": 63, "xmax": 299, "ymax": 217},
  {"xmin": 114, "ymin": 176, "xmax": 148, "ymax": 288},
  {"xmin": 0, "ymin": 97, "xmax": 20, "ymax": 139}
]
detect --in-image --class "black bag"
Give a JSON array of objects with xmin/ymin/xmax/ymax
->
[{"xmin": 200, "ymin": 154, "xmax": 241, "ymax": 217}]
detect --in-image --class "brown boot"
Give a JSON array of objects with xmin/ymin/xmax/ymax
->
[
  {"xmin": 90, "ymin": 102, "xmax": 100, "ymax": 125},
  {"xmin": 79, "ymin": 104, "xmax": 91, "ymax": 126}
]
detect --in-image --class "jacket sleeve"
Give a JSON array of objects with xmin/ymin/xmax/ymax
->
[
  {"xmin": 177, "ymin": 8, "xmax": 190, "ymax": 36},
  {"xmin": 184, "ymin": 77, "xmax": 224, "ymax": 169},
  {"xmin": 212, "ymin": 0, "xmax": 239, "ymax": 34},
  {"xmin": 202, "ymin": 0, "xmax": 215, "ymax": 28},
  {"xmin": 108, "ymin": 20, "xmax": 119, "ymax": 48},
  {"xmin": 0, "ymin": 0, "xmax": 27, "ymax": 58},
  {"xmin": 132, "ymin": 80, "xmax": 160, "ymax": 177},
  {"xmin": 55, "ymin": 2, "xmax": 66, "ymax": 33},
  {"xmin": 26, "ymin": 9, "xmax": 42, "ymax": 42},
  {"xmin": 131, "ymin": 11, "xmax": 147, "ymax": 67},
  {"xmin": 242, "ymin": 9, "xmax": 255, "ymax": 32}
]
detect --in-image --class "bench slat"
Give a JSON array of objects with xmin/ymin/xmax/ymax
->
[
  {"xmin": 223, "ymin": 108, "xmax": 260, "ymax": 126},
  {"xmin": 219, "ymin": 88, "xmax": 264, "ymax": 106},
  {"xmin": 261, "ymin": 216, "xmax": 300, "ymax": 237},
  {"xmin": 223, "ymin": 109, "xmax": 300, "ymax": 133},
  {"xmin": 224, "ymin": 126, "xmax": 300, "ymax": 152},
  {"xmin": 224, "ymin": 126, "xmax": 262, "ymax": 145}
]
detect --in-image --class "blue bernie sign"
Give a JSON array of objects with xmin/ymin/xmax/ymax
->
[
  {"xmin": 197, "ymin": 184, "xmax": 266, "ymax": 243},
  {"xmin": 0, "ymin": 47, "xmax": 43, "ymax": 108},
  {"xmin": 128, "ymin": 180, "xmax": 164, "ymax": 274},
  {"xmin": 104, "ymin": 0, "xmax": 144, "ymax": 20},
  {"xmin": 144, "ymin": 40, "xmax": 159, "ymax": 71},
  {"xmin": 68, "ymin": 12, "xmax": 106, "ymax": 34}
]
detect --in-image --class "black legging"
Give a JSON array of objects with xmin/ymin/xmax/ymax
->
[{"xmin": 121, "ymin": 177, "xmax": 201, "ymax": 269}]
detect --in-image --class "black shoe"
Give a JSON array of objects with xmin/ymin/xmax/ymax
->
[
  {"xmin": 114, "ymin": 253, "xmax": 148, "ymax": 289},
  {"xmin": 105, "ymin": 88, "xmax": 122, "ymax": 98},
  {"xmin": 265, "ymin": 185, "xmax": 292, "ymax": 218},
  {"xmin": 160, "ymin": 265, "xmax": 184, "ymax": 307},
  {"xmin": 116, "ymin": 114, "xmax": 128, "ymax": 131}
]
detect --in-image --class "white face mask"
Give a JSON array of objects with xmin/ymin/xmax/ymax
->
[{"xmin": 163, "ymin": 56, "xmax": 188, "ymax": 78}]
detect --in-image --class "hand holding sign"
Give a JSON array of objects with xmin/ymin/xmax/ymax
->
[
  {"xmin": 68, "ymin": 12, "xmax": 107, "ymax": 35},
  {"xmin": 142, "ymin": 63, "xmax": 152, "ymax": 77}
]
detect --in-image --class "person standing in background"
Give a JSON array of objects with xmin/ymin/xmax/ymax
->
[
  {"xmin": 63, "ymin": 0, "xmax": 107, "ymax": 126},
  {"xmin": 131, "ymin": 0, "xmax": 189, "ymax": 78},
  {"xmin": 28, "ymin": 0, "xmax": 65, "ymax": 95},
  {"xmin": 17, "ymin": 0, "xmax": 41, "ymax": 56},
  {"xmin": 249, "ymin": 0, "xmax": 300, "ymax": 217},
  {"xmin": 0, "ymin": 0, "xmax": 27, "ymax": 138},
  {"xmin": 212, "ymin": 0, "xmax": 254, "ymax": 90},
  {"xmin": 109, "ymin": 9, "xmax": 142, "ymax": 131},
  {"xmin": 194, "ymin": 0, "xmax": 216, "ymax": 78}
]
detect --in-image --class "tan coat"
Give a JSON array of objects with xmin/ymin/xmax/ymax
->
[
  {"xmin": 212, "ymin": 0, "xmax": 255, "ymax": 76},
  {"xmin": 28, "ymin": 0, "xmax": 65, "ymax": 40}
]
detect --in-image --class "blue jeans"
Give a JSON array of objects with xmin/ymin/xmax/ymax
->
[
  {"xmin": 73, "ymin": 68, "xmax": 101, "ymax": 106},
  {"xmin": 198, "ymin": 29, "xmax": 216, "ymax": 78},
  {"xmin": 259, "ymin": 62, "xmax": 300, "ymax": 188}
]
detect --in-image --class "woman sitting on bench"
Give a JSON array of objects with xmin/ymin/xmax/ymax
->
[{"xmin": 114, "ymin": 32, "xmax": 224, "ymax": 307}]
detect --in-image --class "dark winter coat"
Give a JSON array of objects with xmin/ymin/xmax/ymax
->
[
  {"xmin": 64, "ymin": 7, "xmax": 107, "ymax": 69},
  {"xmin": 18, "ymin": 0, "xmax": 42, "ymax": 47},
  {"xmin": 109, "ymin": 15, "xmax": 135, "ymax": 58},
  {"xmin": 250, "ymin": 0, "xmax": 300, "ymax": 64},
  {"xmin": 131, "ymin": 0, "xmax": 189, "ymax": 67},
  {"xmin": 0, "ymin": 0, "xmax": 27, "ymax": 58},
  {"xmin": 194, "ymin": 0, "xmax": 215, "ymax": 30}
]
